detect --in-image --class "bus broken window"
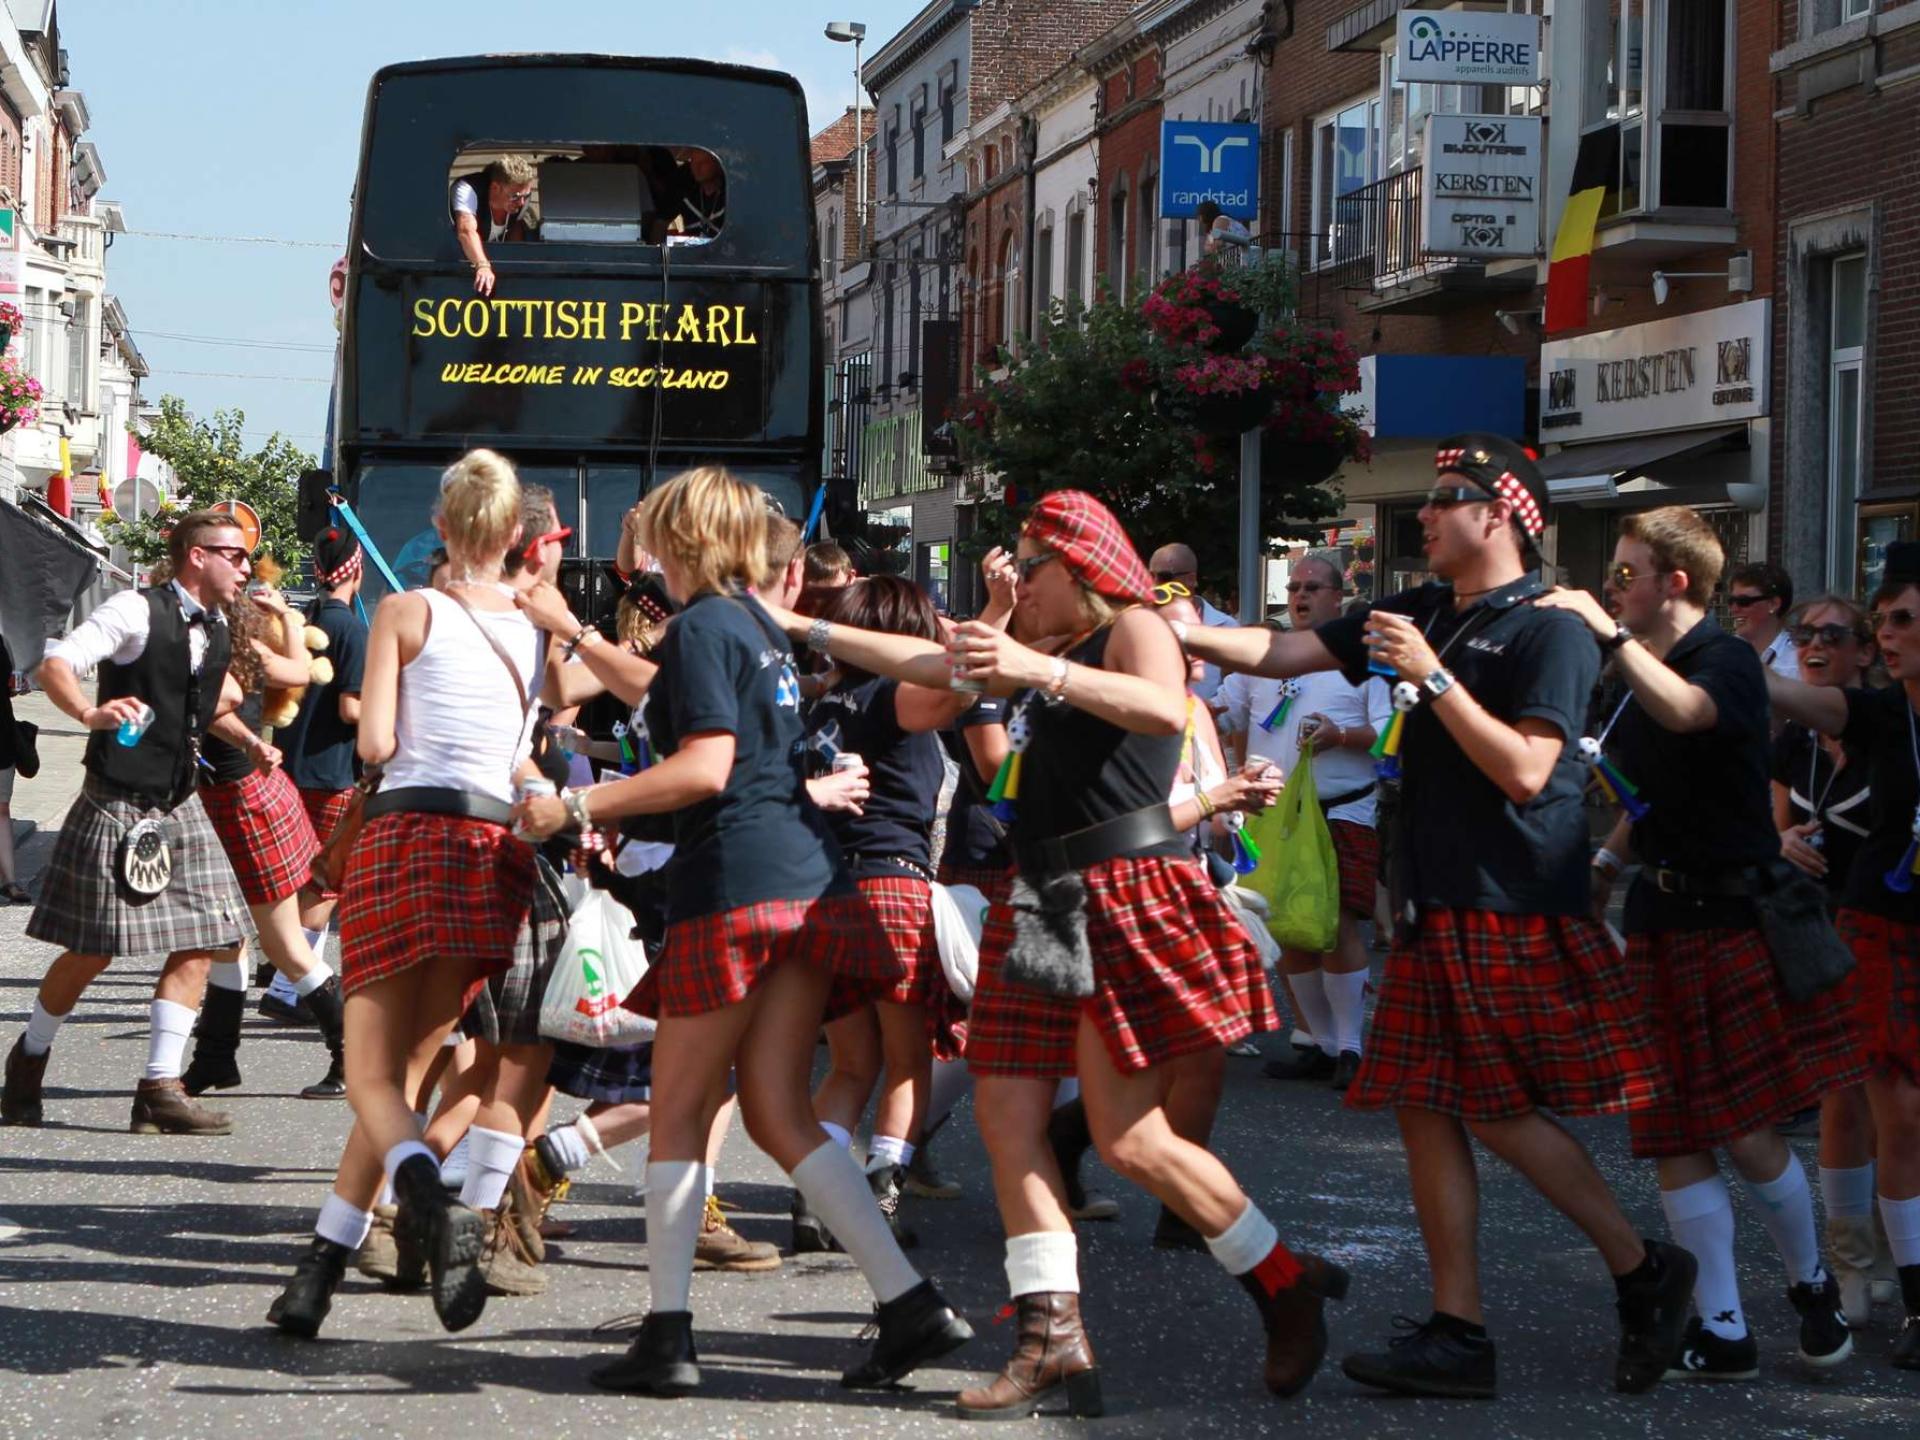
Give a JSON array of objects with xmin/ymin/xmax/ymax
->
[{"xmin": 446, "ymin": 144, "xmax": 726, "ymax": 249}]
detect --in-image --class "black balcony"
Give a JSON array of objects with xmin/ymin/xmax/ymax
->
[{"xmin": 1326, "ymin": 167, "xmax": 1537, "ymax": 315}]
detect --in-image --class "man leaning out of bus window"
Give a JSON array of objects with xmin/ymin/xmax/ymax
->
[{"xmin": 451, "ymin": 155, "xmax": 541, "ymax": 295}]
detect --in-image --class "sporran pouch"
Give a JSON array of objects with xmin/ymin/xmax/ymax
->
[
  {"xmin": 118, "ymin": 816, "xmax": 173, "ymax": 897},
  {"xmin": 1004, "ymin": 869, "xmax": 1095, "ymax": 999}
]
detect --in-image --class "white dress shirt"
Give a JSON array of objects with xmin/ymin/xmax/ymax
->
[
  {"xmin": 1218, "ymin": 668, "xmax": 1390, "ymax": 827},
  {"xmin": 44, "ymin": 582, "xmax": 221, "ymax": 676}
]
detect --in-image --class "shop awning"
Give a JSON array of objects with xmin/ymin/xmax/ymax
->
[{"xmin": 1539, "ymin": 425, "xmax": 1749, "ymax": 503}]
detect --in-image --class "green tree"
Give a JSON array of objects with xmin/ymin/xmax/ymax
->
[{"xmin": 100, "ymin": 395, "xmax": 315, "ymax": 572}]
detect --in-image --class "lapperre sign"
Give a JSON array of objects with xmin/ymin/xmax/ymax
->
[
  {"xmin": 1421, "ymin": 115, "xmax": 1541, "ymax": 258},
  {"xmin": 1396, "ymin": 10, "xmax": 1541, "ymax": 85},
  {"xmin": 1159, "ymin": 121, "xmax": 1260, "ymax": 221},
  {"xmin": 1538, "ymin": 299, "xmax": 1771, "ymax": 443}
]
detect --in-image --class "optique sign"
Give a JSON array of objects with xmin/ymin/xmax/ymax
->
[
  {"xmin": 1421, "ymin": 114, "xmax": 1542, "ymax": 259},
  {"xmin": 1396, "ymin": 10, "xmax": 1541, "ymax": 86}
]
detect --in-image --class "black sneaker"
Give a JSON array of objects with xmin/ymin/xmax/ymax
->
[
  {"xmin": 1788, "ymin": 1274, "xmax": 1854, "ymax": 1370},
  {"xmin": 1614, "ymin": 1237, "xmax": 1698, "ymax": 1393},
  {"xmin": 1263, "ymin": 1047, "xmax": 1335, "ymax": 1082},
  {"xmin": 1891, "ymin": 1264, "xmax": 1920, "ymax": 1371},
  {"xmin": 1664, "ymin": 1317, "xmax": 1759, "ymax": 1381},
  {"xmin": 1341, "ymin": 1314, "xmax": 1497, "ymax": 1399},
  {"xmin": 790, "ymin": 1188, "xmax": 840, "ymax": 1254},
  {"xmin": 866, "ymin": 1163, "xmax": 919, "ymax": 1249}
]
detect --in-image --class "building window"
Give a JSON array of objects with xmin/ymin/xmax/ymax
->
[
  {"xmin": 886, "ymin": 120, "xmax": 899, "ymax": 197},
  {"xmin": 881, "ymin": 263, "xmax": 896, "ymax": 386},
  {"xmin": 940, "ymin": 82, "xmax": 956, "ymax": 144},
  {"xmin": 1828, "ymin": 252, "xmax": 1868, "ymax": 587},
  {"xmin": 1108, "ymin": 182, "xmax": 1129, "ymax": 301},
  {"xmin": 912, "ymin": 104, "xmax": 926, "ymax": 181},
  {"xmin": 824, "ymin": 208, "xmax": 838, "ymax": 269},
  {"xmin": 999, "ymin": 234, "xmax": 1020, "ymax": 349},
  {"xmin": 1033, "ymin": 222, "xmax": 1053, "ymax": 328},
  {"xmin": 1065, "ymin": 206, "xmax": 1087, "ymax": 318},
  {"xmin": 1312, "ymin": 94, "xmax": 1379, "ymax": 268},
  {"xmin": 1139, "ymin": 172, "xmax": 1158, "ymax": 280},
  {"xmin": 1842, "ymin": 0, "xmax": 1873, "ymax": 18},
  {"xmin": 1582, "ymin": 0, "xmax": 1732, "ymax": 217}
]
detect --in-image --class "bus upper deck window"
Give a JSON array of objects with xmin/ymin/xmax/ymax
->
[{"xmin": 446, "ymin": 144, "xmax": 724, "ymax": 251}]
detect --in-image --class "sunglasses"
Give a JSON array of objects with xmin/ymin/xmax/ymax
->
[
  {"xmin": 1607, "ymin": 562, "xmax": 1663, "ymax": 589},
  {"xmin": 1016, "ymin": 552, "xmax": 1060, "ymax": 581},
  {"xmin": 1286, "ymin": 581, "xmax": 1333, "ymax": 595},
  {"xmin": 1726, "ymin": 593, "xmax": 1772, "ymax": 609},
  {"xmin": 1423, "ymin": 486, "xmax": 1489, "ymax": 510},
  {"xmin": 522, "ymin": 524, "xmax": 573, "ymax": 561},
  {"xmin": 1152, "ymin": 580, "xmax": 1192, "ymax": 606},
  {"xmin": 1789, "ymin": 622, "xmax": 1865, "ymax": 648},
  {"xmin": 1872, "ymin": 608, "xmax": 1920, "ymax": 633},
  {"xmin": 200, "ymin": 544, "xmax": 252, "ymax": 567}
]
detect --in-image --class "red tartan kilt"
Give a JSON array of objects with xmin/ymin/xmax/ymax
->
[
  {"xmin": 1347, "ymin": 908, "xmax": 1667, "ymax": 1122},
  {"xmin": 629, "ymin": 889, "xmax": 902, "ymax": 1020},
  {"xmin": 1834, "ymin": 910, "xmax": 1920, "ymax": 1088},
  {"xmin": 1625, "ymin": 926, "xmax": 1867, "ymax": 1158},
  {"xmin": 337, "ymin": 812, "xmax": 535, "ymax": 1005},
  {"xmin": 938, "ymin": 863, "xmax": 1013, "ymax": 907},
  {"xmin": 198, "ymin": 767, "xmax": 319, "ymax": 906},
  {"xmin": 297, "ymin": 786, "xmax": 355, "ymax": 900},
  {"xmin": 1328, "ymin": 820, "xmax": 1380, "ymax": 919},
  {"xmin": 967, "ymin": 853, "xmax": 1278, "ymax": 1079}
]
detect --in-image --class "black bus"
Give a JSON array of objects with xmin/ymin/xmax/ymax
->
[{"xmin": 316, "ymin": 54, "xmax": 824, "ymax": 618}]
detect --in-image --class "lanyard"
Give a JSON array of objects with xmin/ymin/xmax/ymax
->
[{"xmin": 1807, "ymin": 729, "xmax": 1844, "ymax": 822}]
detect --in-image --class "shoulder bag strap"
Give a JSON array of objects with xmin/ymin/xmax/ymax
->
[{"xmin": 440, "ymin": 589, "xmax": 536, "ymax": 722}]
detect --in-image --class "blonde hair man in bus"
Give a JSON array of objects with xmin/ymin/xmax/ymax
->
[{"xmin": 451, "ymin": 155, "xmax": 540, "ymax": 296}]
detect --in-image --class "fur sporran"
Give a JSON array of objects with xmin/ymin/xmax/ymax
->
[{"xmin": 1003, "ymin": 870, "xmax": 1095, "ymax": 998}]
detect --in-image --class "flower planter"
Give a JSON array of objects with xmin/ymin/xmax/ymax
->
[
  {"xmin": 1201, "ymin": 301, "xmax": 1258, "ymax": 353},
  {"xmin": 1189, "ymin": 386, "xmax": 1272, "ymax": 436},
  {"xmin": 1260, "ymin": 439, "xmax": 1347, "ymax": 487}
]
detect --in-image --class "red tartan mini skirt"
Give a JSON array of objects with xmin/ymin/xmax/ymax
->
[
  {"xmin": 198, "ymin": 767, "xmax": 319, "ymax": 907},
  {"xmin": 1625, "ymin": 925, "xmax": 1865, "ymax": 1158},
  {"xmin": 858, "ymin": 875, "xmax": 943, "ymax": 1007},
  {"xmin": 938, "ymin": 862, "xmax": 1014, "ymax": 907},
  {"xmin": 627, "ymin": 888, "xmax": 901, "ymax": 1020},
  {"xmin": 1832, "ymin": 910, "xmax": 1920, "ymax": 1088},
  {"xmin": 296, "ymin": 785, "xmax": 355, "ymax": 900},
  {"xmin": 1328, "ymin": 820, "xmax": 1381, "ymax": 920},
  {"xmin": 337, "ymin": 811, "xmax": 535, "ymax": 1004},
  {"xmin": 1347, "ymin": 907, "xmax": 1666, "ymax": 1122},
  {"xmin": 966, "ymin": 853, "xmax": 1278, "ymax": 1080}
]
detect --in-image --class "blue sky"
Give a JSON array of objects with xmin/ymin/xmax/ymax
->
[{"xmin": 59, "ymin": 0, "xmax": 927, "ymax": 459}]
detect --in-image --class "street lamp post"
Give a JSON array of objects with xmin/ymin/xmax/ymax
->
[{"xmin": 825, "ymin": 21, "xmax": 867, "ymax": 259}]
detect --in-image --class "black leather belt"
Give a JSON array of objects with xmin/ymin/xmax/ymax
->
[
  {"xmin": 1319, "ymin": 782, "xmax": 1376, "ymax": 811},
  {"xmin": 1016, "ymin": 803, "xmax": 1182, "ymax": 875},
  {"xmin": 365, "ymin": 787, "xmax": 514, "ymax": 827},
  {"xmin": 1646, "ymin": 866, "xmax": 1749, "ymax": 897}
]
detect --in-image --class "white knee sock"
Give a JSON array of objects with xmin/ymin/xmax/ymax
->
[
  {"xmin": 1322, "ymin": 969, "xmax": 1368, "ymax": 1055},
  {"xmin": 459, "ymin": 1125, "xmax": 524, "ymax": 1212},
  {"xmin": 145, "ymin": 999, "xmax": 197, "ymax": 1081},
  {"xmin": 700, "ymin": 1163, "xmax": 715, "ymax": 1201},
  {"xmin": 819, "ymin": 1120, "xmax": 853, "ymax": 1152},
  {"xmin": 208, "ymin": 961, "xmax": 247, "ymax": 992},
  {"xmin": 1880, "ymin": 1193, "xmax": 1920, "ymax": 1268},
  {"xmin": 301, "ymin": 926, "xmax": 328, "ymax": 961},
  {"xmin": 646, "ymin": 1159, "xmax": 703, "ymax": 1313},
  {"xmin": 791, "ymin": 1140, "xmax": 921, "ymax": 1304},
  {"xmin": 1742, "ymin": 1152, "xmax": 1826, "ymax": 1287},
  {"xmin": 293, "ymin": 964, "xmax": 334, "ymax": 998},
  {"xmin": 1005, "ymin": 1231, "xmax": 1079, "ymax": 1297},
  {"xmin": 1820, "ymin": 1163, "xmax": 1876, "ymax": 1220},
  {"xmin": 547, "ymin": 1120, "xmax": 593, "ymax": 1174},
  {"xmin": 22, "ymin": 1000, "xmax": 66, "ymax": 1057},
  {"xmin": 315, "ymin": 1193, "xmax": 374, "ymax": 1249},
  {"xmin": 1205, "ymin": 1199, "xmax": 1280, "ymax": 1276},
  {"xmin": 867, "ymin": 1134, "xmax": 915, "ymax": 1171},
  {"xmin": 439, "ymin": 1130, "xmax": 471, "ymax": 1184},
  {"xmin": 383, "ymin": 1140, "xmax": 436, "ymax": 1183},
  {"xmin": 926, "ymin": 1056, "xmax": 972, "ymax": 1129},
  {"xmin": 1287, "ymin": 969, "xmax": 1336, "ymax": 1055},
  {"xmin": 1662, "ymin": 1175, "xmax": 1746, "ymax": 1339},
  {"xmin": 265, "ymin": 971, "xmax": 300, "ymax": 1006}
]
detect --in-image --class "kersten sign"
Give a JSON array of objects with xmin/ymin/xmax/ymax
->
[
  {"xmin": 1396, "ymin": 10, "xmax": 1541, "ymax": 86},
  {"xmin": 1421, "ymin": 115, "xmax": 1542, "ymax": 259}
]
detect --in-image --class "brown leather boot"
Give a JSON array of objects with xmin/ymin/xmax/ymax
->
[
  {"xmin": 955, "ymin": 1292, "xmax": 1103, "ymax": 1420},
  {"xmin": 2, "ymin": 1036, "xmax": 49, "ymax": 1127},
  {"xmin": 1241, "ymin": 1249, "xmax": 1350, "ymax": 1398},
  {"xmin": 129, "ymin": 1077, "xmax": 233, "ymax": 1136}
]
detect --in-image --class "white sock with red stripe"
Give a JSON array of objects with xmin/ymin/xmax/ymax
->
[
  {"xmin": 1740, "ymin": 1151, "xmax": 1827, "ymax": 1287},
  {"xmin": 1662, "ymin": 1175, "xmax": 1746, "ymax": 1340},
  {"xmin": 1206, "ymin": 1199, "xmax": 1303, "ymax": 1292}
]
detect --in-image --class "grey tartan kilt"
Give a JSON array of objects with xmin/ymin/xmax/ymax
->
[
  {"xmin": 26, "ymin": 777, "xmax": 246, "ymax": 958},
  {"xmin": 462, "ymin": 852, "xmax": 569, "ymax": 1048}
]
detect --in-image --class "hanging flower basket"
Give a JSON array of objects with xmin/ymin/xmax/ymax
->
[
  {"xmin": 1260, "ymin": 438, "xmax": 1349, "ymax": 488},
  {"xmin": 1201, "ymin": 300, "xmax": 1258, "ymax": 353},
  {"xmin": 1191, "ymin": 386, "xmax": 1273, "ymax": 435},
  {"xmin": 0, "ymin": 352, "xmax": 42, "ymax": 432}
]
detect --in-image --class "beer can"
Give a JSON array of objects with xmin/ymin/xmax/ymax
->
[
  {"xmin": 831, "ymin": 752, "xmax": 865, "ymax": 775},
  {"xmin": 512, "ymin": 777, "xmax": 557, "ymax": 841}
]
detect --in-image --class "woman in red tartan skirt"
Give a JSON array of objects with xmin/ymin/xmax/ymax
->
[
  {"xmin": 1187, "ymin": 436, "xmax": 1699, "ymax": 1401},
  {"xmin": 185, "ymin": 583, "xmax": 346, "ymax": 1102},
  {"xmin": 1548, "ymin": 507, "xmax": 1865, "ymax": 1382},
  {"xmin": 269, "ymin": 449, "xmax": 545, "ymax": 1341},
  {"xmin": 514, "ymin": 467, "xmax": 972, "ymax": 1400},
  {"xmin": 1767, "ymin": 540, "xmax": 1920, "ymax": 1370},
  {"xmin": 764, "ymin": 489, "xmax": 1344, "ymax": 1419}
]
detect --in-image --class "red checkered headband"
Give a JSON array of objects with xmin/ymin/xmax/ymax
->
[
  {"xmin": 1434, "ymin": 434, "xmax": 1546, "ymax": 539},
  {"xmin": 310, "ymin": 527, "xmax": 364, "ymax": 587},
  {"xmin": 1021, "ymin": 490, "xmax": 1155, "ymax": 605}
]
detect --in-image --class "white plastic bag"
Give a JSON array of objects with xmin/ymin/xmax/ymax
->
[
  {"xmin": 1220, "ymin": 882, "xmax": 1281, "ymax": 970},
  {"xmin": 930, "ymin": 882, "xmax": 987, "ymax": 1005},
  {"xmin": 539, "ymin": 890, "xmax": 656, "ymax": 1048}
]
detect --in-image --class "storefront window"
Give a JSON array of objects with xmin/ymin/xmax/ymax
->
[
  {"xmin": 865, "ymin": 502, "xmax": 913, "ymax": 578},
  {"xmin": 919, "ymin": 540, "xmax": 950, "ymax": 611}
]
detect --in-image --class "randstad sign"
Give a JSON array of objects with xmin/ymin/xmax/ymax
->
[
  {"xmin": 1396, "ymin": 10, "xmax": 1541, "ymax": 86},
  {"xmin": 1159, "ymin": 121, "xmax": 1260, "ymax": 221}
]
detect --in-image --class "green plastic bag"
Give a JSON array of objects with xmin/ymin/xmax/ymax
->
[{"xmin": 1238, "ymin": 744, "xmax": 1340, "ymax": 953}]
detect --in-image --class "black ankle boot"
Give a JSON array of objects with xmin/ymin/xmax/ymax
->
[
  {"xmin": 1895, "ymin": 1264, "xmax": 1920, "ymax": 1370},
  {"xmin": 301, "ymin": 979, "xmax": 347, "ymax": 1100},
  {"xmin": 791, "ymin": 1188, "xmax": 840, "ymax": 1254},
  {"xmin": 267, "ymin": 1235, "xmax": 352, "ymax": 1338},
  {"xmin": 182, "ymin": 986, "xmax": 245, "ymax": 1096},
  {"xmin": 391, "ymin": 1152, "xmax": 488, "ymax": 1332},
  {"xmin": 590, "ymin": 1311, "xmax": 701, "ymax": 1395},
  {"xmin": 867, "ymin": 1163, "xmax": 919, "ymax": 1249},
  {"xmin": 1152, "ymin": 1204, "xmax": 1208, "ymax": 1253},
  {"xmin": 841, "ymin": 1278, "xmax": 974, "ymax": 1388},
  {"xmin": 1046, "ymin": 1099, "xmax": 1094, "ymax": 1212}
]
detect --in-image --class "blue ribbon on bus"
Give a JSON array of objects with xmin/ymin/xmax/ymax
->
[
  {"xmin": 802, "ymin": 484, "xmax": 828, "ymax": 542},
  {"xmin": 327, "ymin": 492, "xmax": 405, "ymax": 623}
]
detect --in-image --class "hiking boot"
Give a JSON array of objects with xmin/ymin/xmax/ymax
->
[
  {"xmin": 504, "ymin": 1148, "xmax": 568, "ymax": 1263},
  {"xmin": 591, "ymin": 1310, "xmax": 700, "ymax": 1395},
  {"xmin": 1263, "ymin": 1047, "xmax": 1335, "ymax": 1082},
  {"xmin": 354, "ymin": 1204, "xmax": 414, "ymax": 1286},
  {"xmin": 955, "ymin": 1292, "xmax": 1101, "ymax": 1420},
  {"xmin": 1664, "ymin": 1317, "xmax": 1760, "ymax": 1381},
  {"xmin": 868, "ymin": 1163, "xmax": 919, "ymax": 1249},
  {"xmin": 841, "ymin": 1278, "xmax": 974, "ymax": 1389},
  {"xmin": 130, "ymin": 1078, "xmax": 233, "ymax": 1136},
  {"xmin": 181, "ymin": 986, "xmax": 244, "ymax": 1095},
  {"xmin": 1342, "ymin": 1313, "xmax": 1497, "ymax": 1399},
  {"xmin": 391, "ymin": 1152, "xmax": 488, "ymax": 1332},
  {"xmin": 1789, "ymin": 1273, "xmax": 1855, "ymax": 1370},
  {"xmin": 1613, "ymin": 1237, "xmax": 1698, "ymax": 1393},
  {"xmin": 1241, "ymin": 1248, "xmax": 1350, "ymax": 1397},
  {"xmin": 480, "ymin": 1211, "xmax": 548, "ymax": 1297},
  {"xmin": 267, "ymin": 1236, "xmax": 352, "ymax": 1339},
  {"xmin": 695, "ymin": 1194, "xmax": 781, "ymax": 1272},
  {"xmin": 906, "ymin": 1117, "xmax": 961, "ymax": 1200},
  {"xmin": 1829, "ymin": 1213, "xmax": 1880, "ymax": 1328},
  {"xmin": 1, "ymin": 1036, "xmax": 48, "ymax": 1127}
]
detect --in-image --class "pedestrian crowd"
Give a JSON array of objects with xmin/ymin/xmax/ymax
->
[{"xmin": 1, "ymin": 435, "xmax": 1916, "ymax": 1414}]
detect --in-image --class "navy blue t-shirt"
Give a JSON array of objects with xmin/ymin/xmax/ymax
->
[
  {"xmin": 1314, "ymin": 576, "xmax": 1598, "ymax": 917},
  {"xmin": 1839, "ymin": 685, "xmax": 1920, "ymax": 924},
  {"xmin": 281, "ymin": 597, "xmax": 367, "ymax": 792},
  {"xmin": 644, "ymin": 590, "xmax": 846, "ymax": 922},
  {"xmin": 803, "ymin": 675, "xmax": 943, "ymax": 879},
  {"xmin": 940, "ymin": 694, "xmax": 1013, "ymax": 872}
]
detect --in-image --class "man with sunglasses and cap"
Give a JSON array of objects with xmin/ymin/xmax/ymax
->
[
  {"xmin": 1147, "ymin": 542, "xmax": 1239, "ymax": 706},
  {"xmin": 1179, "ymin": 435, "xmax": 1696, "ymax": 1400},
  {"xmin": 3, "ymin": 511, "xmax": 252, "ymax": 1136}
]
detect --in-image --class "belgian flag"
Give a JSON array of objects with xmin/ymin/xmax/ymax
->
[{"xmin": 1543, "ymin": 129, "xmax": 1619, "ymax": 335}]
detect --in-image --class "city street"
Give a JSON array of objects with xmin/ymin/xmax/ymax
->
[{"xmin": 1, "ymin": 698, "xmax": 1915, "ymax": 1439}]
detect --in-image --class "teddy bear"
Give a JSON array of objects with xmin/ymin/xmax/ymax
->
[{"xmin": 251, "ymin": 555, "xmax": 335, "ymax": 729}]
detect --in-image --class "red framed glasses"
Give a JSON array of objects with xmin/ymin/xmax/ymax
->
[{"xmin": 522, "ymin": 525, "xmax": 573, "ymax": 561}]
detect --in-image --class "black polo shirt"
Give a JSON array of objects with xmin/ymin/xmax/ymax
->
[
  {"xmin": 1773, "ymin": 722, "xmax": 1871, "ymax": 904},
  {"xmin": 1838, "ymin": 685, "xmax": 1920, "ymax": 924},
  {"xmin": 1314, "ymin": 576, "xmax": 1597, "ymax": 917},
  {"xmin": 1606, "ymin": 619, "xmax": 1776, "ymax": 932}
]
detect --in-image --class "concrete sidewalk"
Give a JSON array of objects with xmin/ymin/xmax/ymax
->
[{"xmin": 6, "ymin": 687, "xmax": 88, "ymax": 892}]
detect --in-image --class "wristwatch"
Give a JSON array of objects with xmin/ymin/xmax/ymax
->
[
  {"xmin": 1422, "ymin": 668, "xmax": 1457, "ymax": 701},
  {"xmin": 1600, "ymin": 626, "xmax": 1633, "ymax": 652}
]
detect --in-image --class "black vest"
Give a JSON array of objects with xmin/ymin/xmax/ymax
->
[{"xmin": 83, "ymin": 588, "xmax": 232, "ymax": 807}]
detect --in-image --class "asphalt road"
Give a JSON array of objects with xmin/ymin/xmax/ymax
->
[{"xmin": 1, "ymin": 808, "xmax": 1916, "ymax": 1435}]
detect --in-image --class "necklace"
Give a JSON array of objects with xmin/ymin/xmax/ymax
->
[{"xmin": 448, "ymin": 576, "xmax": 515, "ymax": 598}]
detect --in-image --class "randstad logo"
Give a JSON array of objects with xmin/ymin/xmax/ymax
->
[{"xmin": 1404, "ymin": 15, "xmax": 1533, "ymax": 72}]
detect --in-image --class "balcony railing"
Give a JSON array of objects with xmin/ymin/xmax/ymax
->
[{"xmin": 1329, "ymin": 167, "xmax": 1433, "ymax": 293}]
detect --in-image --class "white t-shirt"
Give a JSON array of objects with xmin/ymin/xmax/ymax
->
[
  {"xmin": 1218, "ymin": 668, "xmax": 1390, "ymax": 827},
  {"xmin": 1761, "ymin": 629, "xmax": 1800, "ymax": 681},
  {"xmin": 452, "ymin": 179, "xmax": 511, "ymax": 242}
]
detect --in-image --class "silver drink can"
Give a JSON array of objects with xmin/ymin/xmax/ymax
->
[
  {"xmin": 831, "ymin": 752, "xmax": 865, "ymax": 775},
  {"xmin": 513, "ymin": 777, "xmax": 557, "ymax": 841}
]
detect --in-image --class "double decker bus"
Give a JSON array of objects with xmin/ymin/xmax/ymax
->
[{"xmin": 310, "ymin": 54, "xmax": 824, "ymax": 620}]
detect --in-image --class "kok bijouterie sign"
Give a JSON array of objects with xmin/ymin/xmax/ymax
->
[
  {"xmin": 1538, "ymin": 299, "xmax": 1771, "ymax": 443},
  {"xmin": 1396, "ymin": 10, "xmax": 1542, "ymax": 86},
  {"xmin": 1421, "ymin": 115, "xmax": 1542, "ymax": 259}
]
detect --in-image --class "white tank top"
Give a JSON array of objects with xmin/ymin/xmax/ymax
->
[{"xmin": 383, "ymin": 588, "xmax": 541, "ymax": 803}]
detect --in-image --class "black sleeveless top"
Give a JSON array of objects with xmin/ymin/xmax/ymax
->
[
  {"xmin": 1013, "ymin": 623, "xmax": 1185, "ymax": 853},
  {"xmin": 201, "ymin": 688, "xmax": 266, "ymax": 785}
]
